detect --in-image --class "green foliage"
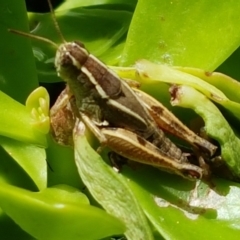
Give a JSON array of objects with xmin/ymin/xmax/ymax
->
[
  {"xmin": 121, "ymin": 0, "xmax": 240, "ymax": 70},
  {"xmin": 0, "ymin": 183, "xmax": 125, "ymax": 239},
  {"xmin": 74, "ymin": 121, "xmax": 153, "ymax": 239},
  {"xmin": 0, "ymin": 0, "xmax": 240, "ymax": 239},
  {"xmin": 171, "ymin": 85, "xmax": 240, "ymax": 177}
]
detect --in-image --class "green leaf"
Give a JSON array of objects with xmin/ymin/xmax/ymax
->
[
  {"xmin": 171, "ymin": 85, "xmax": 240, "ymax": 177},
  {"xmin": 0, "ymin": 137, "xmax": 47, "ymax": 190},
  {"xmin": 26, "ymin": 87, "xmax": 50, "ymax": 134},
  {"xmin": 175, "ymin": 66, "xmax": 240, "ymax": 103},
  {"xmin": 121, "ymin": 0, "xmax": 240, "ymax": 70},
  {"xmin": 46, "ymin": 136, "xmax": 84, "ymax": 189},
  {"xmin": 0, "ymin": 0, "xmax": 38, "ymax": 103},
  {"xmin": 0, "ymin": 147, "xmax": 40, "ymax": 190},
  {"xmin": 0, "ymin": 90, "xmax": 47, "ymax": 147},
  {"xmin": 0, "ymin": 211, "xmax": 33, "ymax": 240},
  {"xmin": 122, "ymin": 167, "xmax": 240, "ymax": 240},
  {"xmin": 113, "ymin": 60, "xmax": 226, "ymax": 99},
  {"xmin": 73, "ymin": 121, "xmax": 153, "ymax": 240},
  {"xmin": 0, "ymin": 86, "xmax": 48, "ymax": 190},
  {"xmin": 0, "ymin": 183, "xmax": 125, "ymax": 240}
]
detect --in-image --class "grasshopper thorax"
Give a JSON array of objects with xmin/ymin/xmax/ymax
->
[{"xmin": 55, "ymin": 41, "xmax": 89, "ymax": 80}]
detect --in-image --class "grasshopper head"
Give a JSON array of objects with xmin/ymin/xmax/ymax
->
[{"xmin": 55, "ymin": 41, "xmax": 89, "ymax": 80}]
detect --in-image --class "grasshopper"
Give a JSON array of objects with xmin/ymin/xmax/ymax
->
[
  {"xmin": 50, "ymin": 86, "xmax": 215, "ymax": 180},
  {"xmin": 10, "ymin": 0, "xmax": 217, "ymax": 180},
  {"xmin": 53, "ymin": 37, "xmax": 217, "ymax": 178},
  {"xmin": 54, "ymin": 40, "xmax": 190, "ymax": 163}
]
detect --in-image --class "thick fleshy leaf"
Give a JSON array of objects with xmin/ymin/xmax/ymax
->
[
  {"xmin": 0, "ymin": 183, "xmax": 125, "ymax": 240},
  {"xmin": 0, "ymin": 136, "xmax": 47, "ymax": 190},
  {"xmin": 73, "ymin": 121, "xmax": 154, "ymax": 240},
  {"xmin": 26, "ymin": 87, "xmax": 50, "ymax": 134},
  {"xmin": 170, "ymin": 85, "xmax": 240, "ymax": 177},
  {"xmin": 0, "ymin": 90, "xmax": 47, "ymax": 147},
  {"xmin": 46, "ymin": 136, "xmax": 84, "ymax": 189},
  {"xmin": 135, "ymin": 60, "xmax": 226, "ymax": 99},
  {"xmin": 0, "ymin": 147, "xmax": 40, "ymax": 190},
  {"xmin": 175, "ymin": 66, "xmax": 240, "ymax": 103},
  {"xmin": 121, "ymin": 0, "xmax": 240, "ymax": 70},
  {"xmin": 122, "ymin": 166, "xmax": 240, "ymax": 240},
  {"xmin": 0, "ymin": 0, "xmax": 38, "ymax": 103}
]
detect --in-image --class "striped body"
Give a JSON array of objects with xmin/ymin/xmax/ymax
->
[{"xmin": 55, "ymin": 41, "xmax": 187, "ymax": 162}]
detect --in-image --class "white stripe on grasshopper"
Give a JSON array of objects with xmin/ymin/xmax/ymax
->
[
  {"xmin": 66, "ymin": 52, "xmax": 81, "ymax": 69},
  {"xmin": 81, "ymin": 66, "xmax": 109, "ymax": 99},
  {"xmin": 107, "ymin": 98, "xmax": 147, "ymax": 126}
]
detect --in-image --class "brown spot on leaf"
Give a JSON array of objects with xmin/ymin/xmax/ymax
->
[
  {"xmin": 169, "ymin": 84, "xmax": 179, "ymax": 99},
  {"xmin": 142, "ymin": 72, "xmax": 149, "ymax": 78},
  {"xmin": 159, "ymin": 41, "xmax": 167, "ymax": 49},
  {"xmin": 160, "ymin": 15, "xmax": 165, "ymax": 21},
  {"xmin": 205, "ymin": 71, "xmax": 212, "ymax": 77}
]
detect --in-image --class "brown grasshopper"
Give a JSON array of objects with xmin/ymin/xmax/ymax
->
[
  {"xmin": 50, "ymin": 85, "xmax": 216, "ymax": 180},
  {"xmin": 10, "ymin": 0, "xmax": 217, "ymax": 180},
  {"xmin": 54, "ymin": 41, "xmax": 190, "ymax": 163},
  {"xmin": 52, "ymin": 26, "xmax": 217, "ymax": 179}
]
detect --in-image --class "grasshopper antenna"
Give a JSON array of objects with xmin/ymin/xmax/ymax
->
[
  {"xmin": 9, "ymin": 0, "xmax": 65, "ymax": 47},
  {"xmin": 47, "ymin": 0, "xmax": 66, "ymax": 43},
  {"xmin": 8, "ymin": 29, "xmax": 58, "ymax": 48}
]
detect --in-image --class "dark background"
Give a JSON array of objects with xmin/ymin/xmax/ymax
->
[{"xmin": 26, "ymin": 0, "xmax": 63, "ymax": 12}]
